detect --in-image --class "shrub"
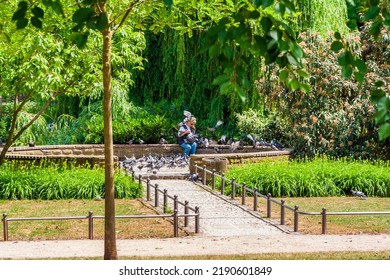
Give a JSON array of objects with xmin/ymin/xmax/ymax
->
[
  {"xmin": 0, "ymin": 161, "xmax": 142, "ymax": 200},
  {"xmin": 221, "ymin": 157, "xmax": 390, "ymax": 197},
  {"xmin": 256, "ymin": 30, "xmax": 389, "ymax": 159}
]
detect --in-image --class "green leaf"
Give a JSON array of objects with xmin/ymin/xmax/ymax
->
[
  {"xmin": 300, "ymin": 83, "xmax": 311, "ymax": 93},
  {"xmin": 291, "ymin": 43, "xmax": 303, "ymax": 59},
  {"xmin": 73, "ymin": 8, "xmax": 94, "ymax": 24},
  {"xmin": 223, "ymin": 46, "xmax": 233, "ymax": 60},
  {"xmin": 249, "ymin": 10, "xmax": 260, "ymax": 19},
  {"xmin": 209, "ymin": 44, "xmax": 220, "ymax": 58},
  {"xmin": 378, "ymin": 123, "xmax": 390, "ymax": 141},
  {"xmin": 86, "ymin": 19, "xmax": 97, "ymax": 30},
  {"xmin": 354, "ymin": 59, "xmax": 367, "ymax": 73},
  {"xmin": 364, "ymin": 6, "xmax": 380, "ymax": 20},
  {"xmin": 82, "ymin": 0, "xmax": 99, "ymax": 4},
  {"xmin": 278, "ymin": 40, "xmax": 289, "ymax": 52},
  {"xmin": 253, "ymin": 0, "xmax": 262, "ymax": 8},
  {"xmin": 338, "ymin": 51, "xmax": 353, "ymax": 66},
  {"xmin": 353, "ymin": 71, "xmax": 364, "ymax": 84},
  {"xmin": 370, "ymin": 20, "xmax": 382, "ymax": 39},
  {"xmin": 18, "ymin": 1, "xmax": 28, "ymax": 9},
  {"xmin": 164, "ymin": 0, "xmax": 173, "ymax": 6},
  {"xmin": 42, "ymin": 0, "xmax": 53, "ymax": 7},
  {"xmin": 212, "ymin": 74, "xmax": 230, "ymax": 86},
  {"xmin": 331, "ymin": 41, "xmax": 343, "ymax": 52},
  {"xmin": 377, "ymin": 96, "xmax": 390, "ymax": 112},
  {"xmin": 95, "ymin": 13, "xmax": 108, "ymax": 30},
  {"xmin": 286, "ymin": 53, "xmax": 300, "ymax": 67},
  {"xmin": 69, "ymin": 32, "xmax": 88, "ymax": 49},
  {"xmin": 220, "ymin": 81, "xmax": 232, "ymax": 95},
  {"xmin": 16, "ymin": 18, "xmax": 28, "ymax": 29},
  {"xmin": 297, "ymin": 69, "xmax": 310, "ymax": 78},
  {"xmin": 290, "ymin": 78, "xmax": 300, "ymax": 91},
  {"xmin": 234, "ymin": 85, "xmax": 247, "ymax": 102},
  {"xmin": 275, "ymin": 3, "xmax": 286, "ymax": 16},
  {"xmin": 260, "ymin": 17, "xmax": 273, "ymax": 34},
  {"xmin": 12, "ymin": 5, "xmax": 28, "ymax": 21},
  {"xmin": 374, "ymin": 80, "xmax": 385, "ymax": 87},
  {"xmin": 341, "ymin": 65, "xmax": 353, "ymax": 79},
  {"xmin": 31, "ymin": 17, "xmax": 43, "ymax": 29},
  {"xmin": 370, "ymin": 89, "xmax": 385, "ymax": 103},
  {"xmin": 279, "ymin": 69, "xmax": 289, "ymax": 82},
  {"xmin": 32, "ymin": 6, "xmax": 44, "ymax": 19},
  {"xmin": 52, "ymin": 0, "xmax": 64, "ymax": 15},
  {"xmin": 254, "ymin": 35, "xmax": 267, "ymax": 55},
  {"xmin": 334, "ymin": 32, "xmax": 341, "ymax": 40},
  {"xmin": 262, "ymin": 0, "xmax": 274, "ymax": 9}
]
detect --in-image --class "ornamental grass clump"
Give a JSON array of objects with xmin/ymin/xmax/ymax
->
[
  {"xmin": 0, "ymin": 161, "xmax": 142, "ymax": 200},
  {"xmin": 222, "ymin": 157, "xmax": 390, "ymax": 197}
]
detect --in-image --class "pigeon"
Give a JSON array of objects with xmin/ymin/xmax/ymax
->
[
  {"xmin": 138, "ymin": 138, "xmax": 145, "ymax": 144},
  {"xmin": 183, "ymin": 110, "xmax": 193, "ymax": 120},
  {"xmin": 271, "ymin": 139, "xmax": 283, "ymax": 150},
  {"xmin": 189, "ymin": 173, "xmax": 199, "ymax": 182},
  {"xmin": 203, "ymin": 138, "xmax": 209, "ymax": 148},
  {"xmin": 350, "ymin": 190, "xmax": 367, "ymax": 200},
  {"xmin": 247, "ymin": 134, "xmax": 259, "ymax": 148},
  {"xmin": 218, "ymin": 135, "xmax": 227, "ymax": 145},
  {"xmin": 159, "ymin": 136, "xmax": 168, "ymax": 144},
  {"xmin": 127, "ymin": 138, "xmax": 134, "ymax": 144},
  {"xmin": 207, "ymin": 120, "xmax": 224, "ymax": 132},
  {"xmin": 230, "ymin": 140, "xmax": 241, "ymax": 152}
]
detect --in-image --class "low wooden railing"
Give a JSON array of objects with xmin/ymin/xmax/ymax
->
[
  {"xmin": 195, "ymin": 164, "xmax": 390, "ymax": 234},
  {"xmin": 132, "ymin": 172, "xmax": 200, "ymax": 234},
  {"xmin": 1, "ymin": 210, "xmax": 199, "ymax": 241}
]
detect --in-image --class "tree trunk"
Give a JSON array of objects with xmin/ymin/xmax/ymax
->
[{"xmin": 102, "ymin": 28, "xmax": 118, "ymax": 260}]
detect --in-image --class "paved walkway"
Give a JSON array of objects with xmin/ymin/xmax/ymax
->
[
  {"xmin": 1, "ymin": 173, "xmax": 390, "ymax": 259},
  {"xmin": 148, "ymin": 179, "xmax": 286, "ymax": 237}
]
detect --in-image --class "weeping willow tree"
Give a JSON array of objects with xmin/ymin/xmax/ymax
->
[
  {"xmin": 129, "ymin": 27, "xmax": 262, "ymax": 130},
  {"xmin": 294, "ymin": 0, "xmax": 350, "ymax": 35},
  {"xmin": 129, "ymin": 1, "xmax": 350, "ymax": 132}
]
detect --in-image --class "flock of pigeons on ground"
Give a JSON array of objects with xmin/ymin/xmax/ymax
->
[
  {"xmin": 119, "ymin": 153, "xmax": 190, "ymax": 174},
  {"xmin": 118, "ymin": 154, "xmax": 369, "ymax": 200}
]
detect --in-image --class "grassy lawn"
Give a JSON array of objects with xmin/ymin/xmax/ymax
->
[
  {"xmin": 1, "ymin": 197, "xmax": 389, "ymax": 260},
  {"xmin": 238, "ymin": 196, "xmax": 390, "ymax": 234},
  {"xmin": 0, "ymin": 199, "xmax": 187, "ymax": 241}
]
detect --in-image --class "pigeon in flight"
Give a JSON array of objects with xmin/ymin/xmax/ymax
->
[
  {"xmin": 207, "ymin": 120, "xmax": 224, "ymax": 132},
  {"xmin": 183, "ymin": 110, "xmax": 193, "ymax": 119},
  {"xmin": 230, "ymin": 140, "xmax": 242, "ymax": 152}
]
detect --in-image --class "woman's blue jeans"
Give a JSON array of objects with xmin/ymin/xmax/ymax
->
[{"xmin": 181, "ymin": 142, "xmax": 197, "ymax": 157}]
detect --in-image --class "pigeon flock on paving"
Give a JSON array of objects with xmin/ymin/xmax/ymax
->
[{"xmin": 118, "ymin": 153, "xmax": 190, "ymax": 174}]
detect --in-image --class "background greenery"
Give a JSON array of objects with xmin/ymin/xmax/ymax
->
[{"xmin": 0, "ymin": 0, "xmax": 388, "ymax": 159}]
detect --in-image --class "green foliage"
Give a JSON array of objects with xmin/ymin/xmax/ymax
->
[
  {"xmin": 258, "ymin": 31, "xmax": 388, "ymax": 159},
  {"xmin": 222, "ymin": 157, "xmax": 390, "ymax": 197},
  {"xmin": 293, "ymin": 0, "xmax": 350, "ymax": 35},
  {"xmin": 331, "ymin": 1, "xmax": 390, "ymax": 141},
  {"xmin": 0, "ymin": 161, "xmax": 142, "ymax": 200},
  {"xmin": 234, "ymin": 108, "xmax": 289, "ymax": 143}
]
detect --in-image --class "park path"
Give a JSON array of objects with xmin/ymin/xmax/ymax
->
[{"xmin": 0, "ymin": 170, "xmax": 389, "ymax": 259}]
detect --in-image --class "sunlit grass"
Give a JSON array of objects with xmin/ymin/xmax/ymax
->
[{"xmin": 0, "ymin": 199, "xmax": 188, "ymax": 241}]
